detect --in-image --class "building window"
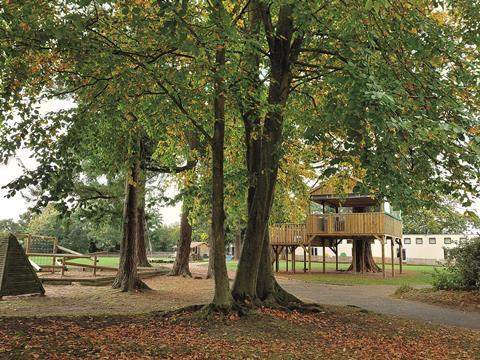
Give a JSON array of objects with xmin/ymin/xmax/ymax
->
[
  {"xmin": 311, "ymin": 247, "xmax": 318, "ymax": 256},
  {"xmin": 416, "ymin": 238, "xmax": 423, "ymax": 245},
  {"xmin": 429, "ymin": 237, "xmax": 436, "ymax": 245},
  {"xmin": 404, "ymin": 238, "xmax": 411, "ymax": 244},
  {"xmin": 444, "ymin": 237, "xmax": 452, "ymax": 245},
  {"xmin": 444, "ymin": 248, "xmax": 450, "ymax": 259}
]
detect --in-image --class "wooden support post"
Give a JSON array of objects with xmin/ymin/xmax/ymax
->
[
  {"xmin": 303, "ymin": 247, "xmax": 307, "ymax": 273},
  {"xmin": 361, "ymin": 240, "xmax": 365, "ymax": 274},
  {"xmin": 292, "ymin": 247, "xmax": 296, "ymax": 273},
  {"xmin": 61, "ymin": 257, "xmax": 65, "ymax": 276},
  {"xmin": 275, "ymin": 247, "xmax": 279, "ymax": 273},
  {"xmin": 285, "ymin": 247, "xmax": 289, "ymax": 272},
  {"xmin": 52, "ymin": 255, "xmax": 56, "ymax": 274},
  {"xmin": 322, "ymin": 241, "xmax": 326, "ymax": 273},
  {"xmin": 352, "ymin": 239, "xmax": 357, "ymax": 273},
  {"xmin": 390, "ymin": 238, "xmax": 395, "ymax": 277},
  {"xmin": 398, "ymin": 238, "xmax": 403, "ymax": 274},
  {"xmin": 93, "ymin": 255, "xmax": 97, "ymax": 277},
  {"xmin": 308, "ymin": 246, "xmax": 312, "ymax": 272},
  {"xmin": 381, "ymin": 237, "xmax": 386, "ymax": 279},
  {"xmin": 26, "ymin": 234, "xmax": 31, "ymax": 253},
  {"xmin": 335, "ymin": 240, "xmax": 339, "ymax": 271}
]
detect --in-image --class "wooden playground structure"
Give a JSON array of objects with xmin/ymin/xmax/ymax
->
[
  {"xmin": 270, "ymin": 179, "xmax": 403, "ymax": 278},
  {"xmin": 16, "ymin": 233, "xmax": 117, "ymax": 277}
]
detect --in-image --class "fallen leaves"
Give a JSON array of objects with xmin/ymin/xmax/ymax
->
[{"xmin": 1, "ymin": 307, "xmax": 479, "ymax": 359}]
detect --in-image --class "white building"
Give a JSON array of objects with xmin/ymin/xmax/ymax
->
[{"xmin": 308, "ymin": 234, "xmax": 478, "ymax": 265}]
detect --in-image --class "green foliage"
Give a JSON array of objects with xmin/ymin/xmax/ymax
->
[
  {"xmin": 24, "ymin": 205, "xmax": 121, "ymax": 253},
  {"xmin": 1, "ymin": 0, "xmax": 479, "ymax": 260},
  {"xmin": 0, "ymin": 218, "xmax": 25, "ymax": 234},
  {"xmin": 403, "ymin": 200, "xmax": 480, "ymax": 234},
  {"xmin": 433, "ymin": 237, "xmax": 480, "ymax": 291},
  {"xmin": 394, "ymin": 284, "xmax": 414, "ymax": 296},
  {"xmin": 149, "ymin": 224, "xmax": 179, "ymax": 252}
]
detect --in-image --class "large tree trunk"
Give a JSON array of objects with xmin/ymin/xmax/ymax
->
[
  {"xmin": 234, "ymin": 226, "xmax": 242, "ymax": 260},
  {"xmin": 170, "ymin": 206, "xmax": 192, "ymax": 277},
  {"xmin": 206, "ymin": 234, "xmax": 214, "ymax": 279},
  {"xmin": 347, "ymin": 240, "xmax": 381, "ymax": 272},
  {"xmin": 347, "ymin": 207, "xmax": 381, "ymax": 273},
  {"xmin": 210, "ymin": 26, "xmax": 231, "ymax": 309},
  {"xmin": 113, "ymin": 137, "xmax": 150, "ymax": 292},
  {"xmin": 232, "ymin": 4, "xmax": 303, "ymax": 304},
  {"xmin": 136, "ymin": 167, "xmax": 151, "ymax": 267}
]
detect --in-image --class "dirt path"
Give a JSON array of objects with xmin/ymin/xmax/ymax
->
[{"xmin": 277, "ymin": 278, "xmax": 480, "ymax": 329}]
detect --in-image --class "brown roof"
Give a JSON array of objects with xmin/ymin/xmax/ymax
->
[
  {"xmin": 310, "ymin": 176, "xmax": 378, "ymax": 207},
  {"xmin": 190, "ymin": 241, "xmax": 208, "ymax": 249}
]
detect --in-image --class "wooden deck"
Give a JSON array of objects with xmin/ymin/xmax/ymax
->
[{"xmin": 270, "ymin": 212, "xmax": 402, "ymax": 246}]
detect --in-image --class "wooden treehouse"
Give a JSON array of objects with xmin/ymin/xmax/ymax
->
[{"xmin": 269, "ymin": 179, "xmax": 403, "ymax": 278}]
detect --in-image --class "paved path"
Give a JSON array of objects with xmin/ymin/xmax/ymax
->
[{"xmin": 278, "ymin": 278, "xmax": 480, "ymax": 329}]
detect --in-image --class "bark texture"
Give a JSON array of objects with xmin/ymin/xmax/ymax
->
[
  {"xmin": 206, "ymin": 235, "xmax": 214, "ymax": 279},
  {"xmin": 170, "ymin": 207, "xmax": 193, "ymax": 277},
  {"xmin": 234, "ymin": 227, "xmax": 242, "ymax": 261},
  {"xmin": 232, "ymin": 3, "xmax": 303, "ymax": 304},
  {"xmin": 136, "ymin": 168, "xmax": 151, "ymax": 267},
  {"xmin": 210, "ymin": 36, "xmax": 231, "ymax": 309},
  {"xmin": 347, "ymin": 240, "xmax": 382, "ymax": 273},
  {"xmin": 113, "ymin": 138, "xmax": 150, "ymax": 292}
]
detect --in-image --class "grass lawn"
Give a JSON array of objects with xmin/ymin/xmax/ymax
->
[
  {"xmin": 2, "ymin": 306, "xmax": 479, "ymax": 359},
  {"xmin": 29, "ymin": 256, "xmax": 174, "ymax": 268},
  {"xmin": 226, "ymin": 260, "xmax": 439, "ymax": 286}
]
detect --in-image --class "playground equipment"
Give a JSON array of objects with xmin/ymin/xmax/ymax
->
[
  {"xmin": 0, "ymin": 235, "xmax": 45, "ymax": 297},
  {"xmin": 15, "ymin": 233, "xmax": 117, "ymax": 276}
]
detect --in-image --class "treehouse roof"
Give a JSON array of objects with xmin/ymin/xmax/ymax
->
[{"xmin": 309, "ymin": 177, "xmax": 378, "ymax": 207}]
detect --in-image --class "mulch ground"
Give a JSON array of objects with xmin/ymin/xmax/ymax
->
[
  {"xmin": 0, "ymin": 276, "xmax": 213, "ymax": 317},
  {"xmin": 1, "ymin": 306, "xmax": 479, "ymax": 359},
  {"xmin": 395, "ymin": 288, "xmax": 480, "ymax": 313}
]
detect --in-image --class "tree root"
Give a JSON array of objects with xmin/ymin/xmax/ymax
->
[
  {"xmin": 167, "ymin": 268, "xmax": 192, "ymax": 277},
  {"xmin": 112, "ymin": 278, "xmax": 151, "ymax": 292}
]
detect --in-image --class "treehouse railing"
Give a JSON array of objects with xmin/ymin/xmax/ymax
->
[
  {"xmin": 306, "ymin": 212, "xmax": 402, "ymax": 238},
  {"xmin": 269, "ymin": 223, "xmax": 306, "ymax": 245}
]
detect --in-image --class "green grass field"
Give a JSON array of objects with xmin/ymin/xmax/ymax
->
[
  {"xmin": 29, "ymin": 256, "xmax": 174, "ymax": 268},
  {"xmin": 226, "ymin": 260, "xmax": 439, "ymax": 286},
  {"xmin": 30, "ymin": 255, "xmax": 439, "ymax": 286}
]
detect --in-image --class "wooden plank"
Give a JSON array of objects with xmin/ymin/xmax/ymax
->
[
  {"xmin": 63, "ymin": 261, "xmax": 117, "ymax": 271},
  {"xmin": 56, "ymin": 245, "xmax": 84, "ymax": 256},
  {"xmin": 398, "ymin": 238, "xmax": 403, "ymax": 274},
  {"xmin": 381, "ymin": 236, "xmax": 386, "ymax": 279},
  {"xmin": 352, "ymin": 239, "xmax": 357, "ymax": 273},
  {"xmin": 322, "ymin": 241, "xmax": 326, "ymax": 273},
  {"xmin": 390, "ymin": 238, "xmax": 395, "ymax": 277}
]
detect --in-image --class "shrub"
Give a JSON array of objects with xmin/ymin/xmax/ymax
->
[
  {"xmin": 394, "ymin": 284, "xmax": 414, "ymax": 296},
  {"xmin": 433, "ymin": 237, "xmax": 480, "ymax": 291}
]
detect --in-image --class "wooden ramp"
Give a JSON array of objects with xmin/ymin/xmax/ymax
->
[{"xmin": 0, "ymin": 235, "xmax": 45, "ymax": 297}]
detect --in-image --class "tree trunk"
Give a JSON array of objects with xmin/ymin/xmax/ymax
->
[
  {"xmin": 170, "ymin": 206, "xmax": 192, "ymax": 277},
  {"xmin": 136, "ymin": 166, "xmax": 151, "ymax": 267},
  {"xmin": 210, "ymin": 25, "xmax": 231, "ymax": 309},
  {"xmin": 347, "ymin": 240, "xmax": 381, "ymax": 272},
  {"xmin": 234, "ymin": 226, "xmax": 242, "ymax": 260},
  {"xmin": 206, "ymin": 234, "xmax": 214, "ymax": 279},
  {"xmin": 113, "ymin": 137, "xmax": 150, "ymax": 292},
  {"xmin": 232, "ymin": 4, "xmax": 303, "ymax": 304}
]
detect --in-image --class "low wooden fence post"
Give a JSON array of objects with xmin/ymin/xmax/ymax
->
[{"xmin": 93, "ymin": 255, "xmax": 97, "ymax": 277}]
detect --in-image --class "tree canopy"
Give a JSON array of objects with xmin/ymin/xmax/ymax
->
[{"xmin": 1, "ymin": 0, "xmax": 479, "ymax": 304}]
